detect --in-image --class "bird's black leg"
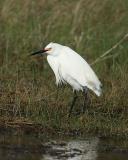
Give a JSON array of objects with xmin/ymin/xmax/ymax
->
[
  {"xmin": 82, "ymin": 86, "xmax": 89, "ymax": 113},
  {"xmin": 68, "ymin": 91, "xmax": 77, "ymax": 117}
]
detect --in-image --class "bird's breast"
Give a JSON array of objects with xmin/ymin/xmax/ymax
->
[{"xmin": 47, "ymin": 56, "xmax": 63, "ymax": 85}]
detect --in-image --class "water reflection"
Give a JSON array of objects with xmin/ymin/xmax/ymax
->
[
  {"xmin": 42, "ymin": 138, "xmax": 99, "ymax": 160},
  {"xmin": 0, "ymin": 134, "xmax": 128, "ymax": 160}
]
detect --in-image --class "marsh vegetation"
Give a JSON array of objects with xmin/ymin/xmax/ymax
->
[{"xmin": 0, "ymin": 0, "xmax": 128, "ymax": 138}]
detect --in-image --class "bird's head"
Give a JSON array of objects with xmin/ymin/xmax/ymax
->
[{"xmin": 31, "ymin": 42, "xmax": 62, "ymax": 57}]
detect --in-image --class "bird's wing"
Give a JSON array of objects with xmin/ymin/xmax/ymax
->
[{"xmin": 59, "ymin": 46, "xmax": 102, "ymax": 96}]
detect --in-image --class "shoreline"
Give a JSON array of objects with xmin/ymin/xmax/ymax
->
[{"xmin": 0, "ymin": 119, "xmax": 127, "ymax": 140}]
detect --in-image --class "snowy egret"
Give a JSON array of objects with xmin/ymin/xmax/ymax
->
[{"xmin": 31, "ymin": 42, "xmax": 102, "ymax": 116}]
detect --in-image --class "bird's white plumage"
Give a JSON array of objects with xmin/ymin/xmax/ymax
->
[{"xmin": 46, "ymin": 43, "xmax": 102, "ymax": 96}]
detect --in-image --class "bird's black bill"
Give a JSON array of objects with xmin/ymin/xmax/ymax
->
[{"xmin": 30, "ymin": 49, "xmax": 46, "ymax": 56}]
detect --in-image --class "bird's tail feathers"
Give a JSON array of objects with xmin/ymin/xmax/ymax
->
[
  {"xmin": 94, "ymin": 83, "xmax": 102, "ymax": 96},
  {"xmin": 94, "ymin": 88, "xmax": 102, "ymax": 96},
  {"xmin": 87, "ymin": 81, "xmax": 102, "ymax": 96}
]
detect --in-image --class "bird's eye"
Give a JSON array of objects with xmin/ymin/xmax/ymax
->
[{"xmin": 47, "ymin": 47, "xmax": 52, "ymax": 51}]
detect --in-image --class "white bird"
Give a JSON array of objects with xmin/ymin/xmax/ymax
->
[{"xmin": 31, "ymin": 42, "xmax": 102, "ymax": 116}]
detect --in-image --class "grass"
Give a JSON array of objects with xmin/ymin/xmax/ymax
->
[{"xmin": 0, "ymin": 0, "xmax": 128, "ymax": 138}]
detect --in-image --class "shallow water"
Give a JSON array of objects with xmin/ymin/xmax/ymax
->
[{"xmin": 0, "ymin": 134, "xmax": 128, "ymax": 160}]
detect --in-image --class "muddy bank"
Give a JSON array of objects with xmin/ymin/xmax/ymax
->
[{"xmin": 0, "ymin": 120, "xmax": 127, "ymax": 140}]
